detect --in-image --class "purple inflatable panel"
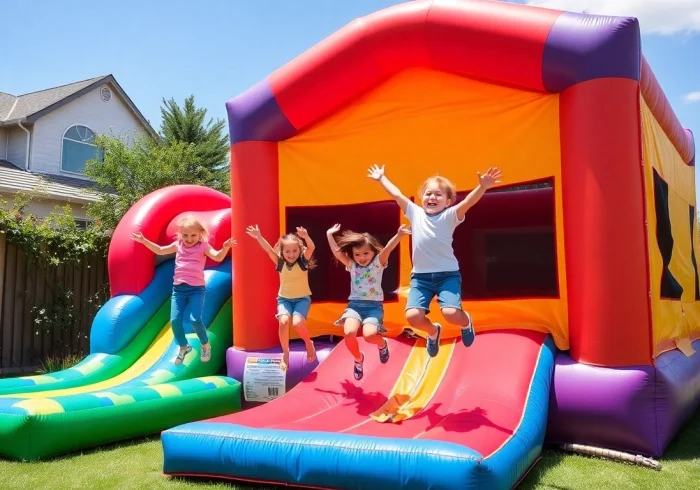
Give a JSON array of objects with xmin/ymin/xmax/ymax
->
[
  {"xmin": 547, "ymin": 339, "xmax": 700, "ymax": 457},
  {"xmin": 227, "ymin": 340, "xmax": 337, "ymax": 409}
]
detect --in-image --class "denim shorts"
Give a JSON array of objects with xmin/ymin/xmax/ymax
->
[
  {"xmin": 335, "ymin": 299, "xmax": 386, "ymax": 333},
  {"xmin": 276, "ymin": 295, "xmax": 311, "ymax": 320},
  {"xmin": 406, "ymin": 271, "xmax": 463, "ymax": 313}
]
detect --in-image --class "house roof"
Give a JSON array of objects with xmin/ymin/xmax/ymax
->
[
  {"xmin": 0, "ymin": 159, "xmax": 101, "ymax": 204},
  {"xmin": 0, "ymin": 75, "xmax": 157, "ymax": 138}
]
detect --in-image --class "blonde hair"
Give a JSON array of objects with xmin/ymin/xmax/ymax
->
[
  {"xmin": 274, "ymin": 232, "xmax": 317, "ymax": 269},
  {"xmin": 177, "ymin": 215, "xmax": 209, "ymax": 241},
  {"xmin": 333, "ymin": 230, "xmax": 383, "ymax": 264},
  {"xmin": 418, "ymin": 175, "xmax": 457, "ymax": 203}
]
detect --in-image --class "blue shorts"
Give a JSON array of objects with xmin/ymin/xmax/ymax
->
[
  {"xmin": 276, "ymin": 295, "xmax": 311, "ymax": 320},
  {"xmin": 335, "ymin": 299, "xmax": 386, "ymax": 333},
  {"xmin": 406, "ymin": 271, "xmax": 463, "ymax": 313}
]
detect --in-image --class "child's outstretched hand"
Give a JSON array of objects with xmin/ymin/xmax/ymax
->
[
  {"xmin": 246, "ymin": 225, "xmax": 262, "ymax": 239},
  {"xmin": 296, "ymin": 227, "xmax": 309, "ymax": 239},
  {"xmin": 130, "ymin": 232, "xmax": 145, "ymax": 243},
  {"xmin": 327, "ymin": 223, "xmax": 341, "ymax": 235},
  {"xmin": 367, "ymin": 164, "xmax": 385, "ymax": 180},
  {"xmin": 397, "ymin": 224, "xmax": 411, "ymax": 236},
  {"xmin": 477, "ymin": 167, "xmax": 503, "ymax": 189},
  {"xmin": 223, "ymin": 238, "xmax": 237, "ymax": 248}
]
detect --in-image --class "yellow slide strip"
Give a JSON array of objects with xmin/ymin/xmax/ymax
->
[
  {"xmin": 4, "ymin": 326, "xmax": 175, "ymax": 399},
  {"xmin": 370, "ymin": 338, "xmax": 456, "ymax": 423}
]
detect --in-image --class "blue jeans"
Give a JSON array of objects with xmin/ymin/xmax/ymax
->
[
  {"xmin": 335, "ymin": 300, "xmax": 386, "ymax": 333},
  {"xmin": 406, "ymin": 271, "xmax": 463, "ymax": 313},
  {"xmin": 171, "ymin": 284, "xmax": 209, "ymax": 347},
  {"xmin": 276, "ymin": 296, "xmax": 312, "ymax": 320}
]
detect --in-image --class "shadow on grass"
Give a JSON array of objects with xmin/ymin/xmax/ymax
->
[
  {"xmin": 518, "ymin": 409, "xmax": 700, "ymax": 489},
  {"xmin": 0, "ymin": 435, "xmax": 162, "ymax": 464}
]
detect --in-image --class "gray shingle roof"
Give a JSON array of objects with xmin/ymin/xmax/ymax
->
[
  {"xmin": 0, "ymin": 76, "xmax": 106, "ymax": 123},
  {"xmin": 0, "ymin": 159, "xmax": 101, "ymax": 203}
]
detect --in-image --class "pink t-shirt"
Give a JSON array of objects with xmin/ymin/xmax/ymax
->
[{"xmin": 173, "ymin": 240, "xmax": 210, "ymax": 286}]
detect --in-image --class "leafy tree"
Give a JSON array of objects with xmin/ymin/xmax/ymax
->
[
  {"xmin": 84, "ymin": 134, "xmax": 214, "ymax": 230},
  {"xmin": 160, "ymin": 95, "xmax": 230, "ymax": 193}
]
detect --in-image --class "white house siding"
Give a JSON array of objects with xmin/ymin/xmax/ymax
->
[
  {"xmin": 0, "ymin": 191, "xmax": 91, "ymax": 221},
  {"xmin": 31, "ymin": 83, "xmax": 145, "ymax": 177},
  {"xmin": 0, "ymin": 128, "xmax": 6, "ymax": 158},
  {"xmin": 6, "ymin": 126, "xmax": 28, "ymax": 169}
]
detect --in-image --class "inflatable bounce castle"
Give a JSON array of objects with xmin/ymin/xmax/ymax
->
[
  {"xmin": 161, "ymin": 1, "xmax": 699, "ymax": 488},
  {"xmin": 1, "ymin": 1, "xmax": 697, "ymax": 489}
]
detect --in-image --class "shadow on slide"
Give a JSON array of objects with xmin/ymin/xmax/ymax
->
[{"xmin": 162, "ymin": 329, "xmax": 555, "ymax": 490}]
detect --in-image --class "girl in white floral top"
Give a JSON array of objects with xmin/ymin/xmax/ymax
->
[{"xmin": 326, "ymin": 224, "xmax": 411, "ymax": 380}]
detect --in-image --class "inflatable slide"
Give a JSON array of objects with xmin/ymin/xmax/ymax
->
[
  {"xmin": 162, "ymin": 1, "xmax": 699, "ymax": 489},
  {"xmin": 0, "ymin": 186, "xmax": 241, "ymax": 460}
]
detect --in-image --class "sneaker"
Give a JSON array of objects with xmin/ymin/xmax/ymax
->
[
  {"xmin": 426, "ymin": 323, "xmax": 442, "ymax": 358},
  {"xmin": 378, "ymin": 340, "xmax": 390, "ymax": 364},
  {"xmin": 353, "ymin": 353, "xmax": 365, "ymax": 381},
  {"xmin": 201, "ymin": 344, "xmax": 211, "ymax": 362},
  {"xmin": 460, "ymin": 313, "xmax": 475, "ymax": 347},
  {"xmin": 175, "ymin": 345, "xmax": 192, "ymax": 365}
]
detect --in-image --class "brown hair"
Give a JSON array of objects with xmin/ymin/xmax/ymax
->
[
  {"xmin": 177, "ymin": 215, "xmax": 209, "ymax": 241},
  {"xmin": 274, "ymin": 233, "xmax": 317, "ymax": 269},
  {"xmin": 417, "ymin": 175, "xmax": 457, "ymax": 203},
  {"xmin": 334, "ymin": 230, "xmax": 383, "ymax": 263}
]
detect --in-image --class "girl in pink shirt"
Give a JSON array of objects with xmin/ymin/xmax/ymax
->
[{"xmin": 131, "ymin": 215, "xmax": 235, "ymax": 365}]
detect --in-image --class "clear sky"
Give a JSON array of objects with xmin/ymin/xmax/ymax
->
[{"xmin": 2, "ymin": 1, "xmax": 698, "ymax": 164}]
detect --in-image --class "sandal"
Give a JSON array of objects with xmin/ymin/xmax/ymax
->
[
  {"xmin": 201, "ymin": 344, "xmax": 211, "ymax": 362},
  {"xmin": 353, "ymin": 353, "xmax": 365, "ymax": 381},
  {"xmin": 378, "ymin": 340, "xmax": 390, "ymax": 364},
  {"xmin": 280, "ymin": 354, "xmax": 289, "ymax": 371},
  {"xmin": 175, "ymin": 345, "xmax": 192, "ymax": 365}
]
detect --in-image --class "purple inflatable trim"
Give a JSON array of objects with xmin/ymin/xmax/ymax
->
[
  {"xmin": 542, "ymin": 12, "xmax": 640, "ymax": 93},
  {"xmin": 225, "ymin": 78, "xmax": 297, "ymax": 144},
  {"xmin": 547, "ymin": 339, "xmax": 700, "ymax": 457},
  {"xmin": 226, "ymin": 340, "xmax": 337, "ymax": 409}
]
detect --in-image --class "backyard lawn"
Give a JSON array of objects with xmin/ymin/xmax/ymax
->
[{"xmin": 2, "ymin": 409, "xmax": 698, "ymax": 489}]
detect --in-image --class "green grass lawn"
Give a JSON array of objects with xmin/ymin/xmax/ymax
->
[{"xmin": 2, "ymin": 411, "xmax": 699, "ymax": 489}]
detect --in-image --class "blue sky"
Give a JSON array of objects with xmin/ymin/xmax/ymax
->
[{"xmin": 2, "ymin": 0, "xmax": 698, "ymax": 161}]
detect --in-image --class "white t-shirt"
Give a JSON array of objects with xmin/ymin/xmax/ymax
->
[
  {"xmin": 346, "ymin": 255, "xmax": 386, "ymax": 301},
  {"xmin": 404, "ymin": 201, "xmax": 464, "ymax": 273}
]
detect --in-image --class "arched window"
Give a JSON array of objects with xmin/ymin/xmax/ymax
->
[{"xmin": 61, "ymin": 125, "xmax": 101, "ymax": 174}]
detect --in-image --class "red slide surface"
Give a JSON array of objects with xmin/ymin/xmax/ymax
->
[{"xmin": 208, "ymin": 329, "xmax": 548, "ymax": 458}]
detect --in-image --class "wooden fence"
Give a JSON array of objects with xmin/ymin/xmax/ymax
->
[{"xmin": 0, "ymin": 234, "xmax": 110, "ymax": 374}]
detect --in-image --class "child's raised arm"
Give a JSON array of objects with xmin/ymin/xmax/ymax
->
[
  {"xmin": 205, "ymin": 238, "xmax": 237, "ymax": 262},
  {"xmin": 296, "ymin": 227, "xmax": 315, "ymax": 260},
  {"xmin": 455, "ymin": 167, "xmax": 503, "ymax": 221},
  {"xmin": 131, "ymin": 232, "xmax": 177, "ymax": 256},
  {"xmin": 245, "ymin": 225, "xmax": 278, "ymax": 265},
  {"xmin": 377, "ymin": 224, "xmax": 411, "ymax": 267},
  {"xmin": 326, "ymin": 224, "xmax": 350, "ymax": 268},
  {"xmin": 367, "ymin": 164, "xmax": 411, "ymax": 213}
]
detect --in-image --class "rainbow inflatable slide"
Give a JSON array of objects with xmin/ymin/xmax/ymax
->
[
  {"xmin": 161, "ymin": 1, "xmax": 699, "ymax": 489},
  {"xmin": 0, "ymin": 186, "xmax": 241, "ymax": 460}
]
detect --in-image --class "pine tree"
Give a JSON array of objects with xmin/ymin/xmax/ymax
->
[{"xmin": 159, "ymin": 95, "xmax": 230, "ymax": 193}]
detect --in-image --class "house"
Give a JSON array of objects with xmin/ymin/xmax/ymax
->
[{"xmin": 0, "ymin": 75, "xmax": 156, "ymax": 223}]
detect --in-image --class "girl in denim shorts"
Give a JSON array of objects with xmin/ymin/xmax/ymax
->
[
  {"xmin": 326, "ymin": 223, "xmax": 411, "ymax": 380},
  {"xmin": 368, "ymin": 163, "xmax": 503, "ymax": 358},
  {"xmin": 246, "ymin": 224, "xmax": 317, "ymax": 371}
]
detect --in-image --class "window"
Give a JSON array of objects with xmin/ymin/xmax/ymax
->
[{"xmin": 62, "ymin": 125, "xmax": 102, "ymax": 174}]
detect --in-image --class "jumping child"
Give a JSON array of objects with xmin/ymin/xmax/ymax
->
[
  {"xmin": 131, "ymin": 215, "xmax": 235, "ymax": 365},
  {"xmin": 246, "ymin": 224, "xmax": 318, "ymax": 371},
  {"xmin": 327, "ymin": 223, "xmax": 411, "ymax": 380},
  {"xmin": 367, "ymin": 164, "xmax": 502, "ymax": 357}
]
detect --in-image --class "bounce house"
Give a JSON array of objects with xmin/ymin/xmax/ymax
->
[
  {"xmin": 0, "ymin": 186, "xmax": 241, "ymax": 460},
  {"xmin": 161, "ymin": 1, "xmax": 699, "ymax": 489}
]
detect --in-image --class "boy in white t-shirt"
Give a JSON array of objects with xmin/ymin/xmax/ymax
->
[{"xmin": 368, "ymin": 164, "xmax": 503, "ymax": 357}]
